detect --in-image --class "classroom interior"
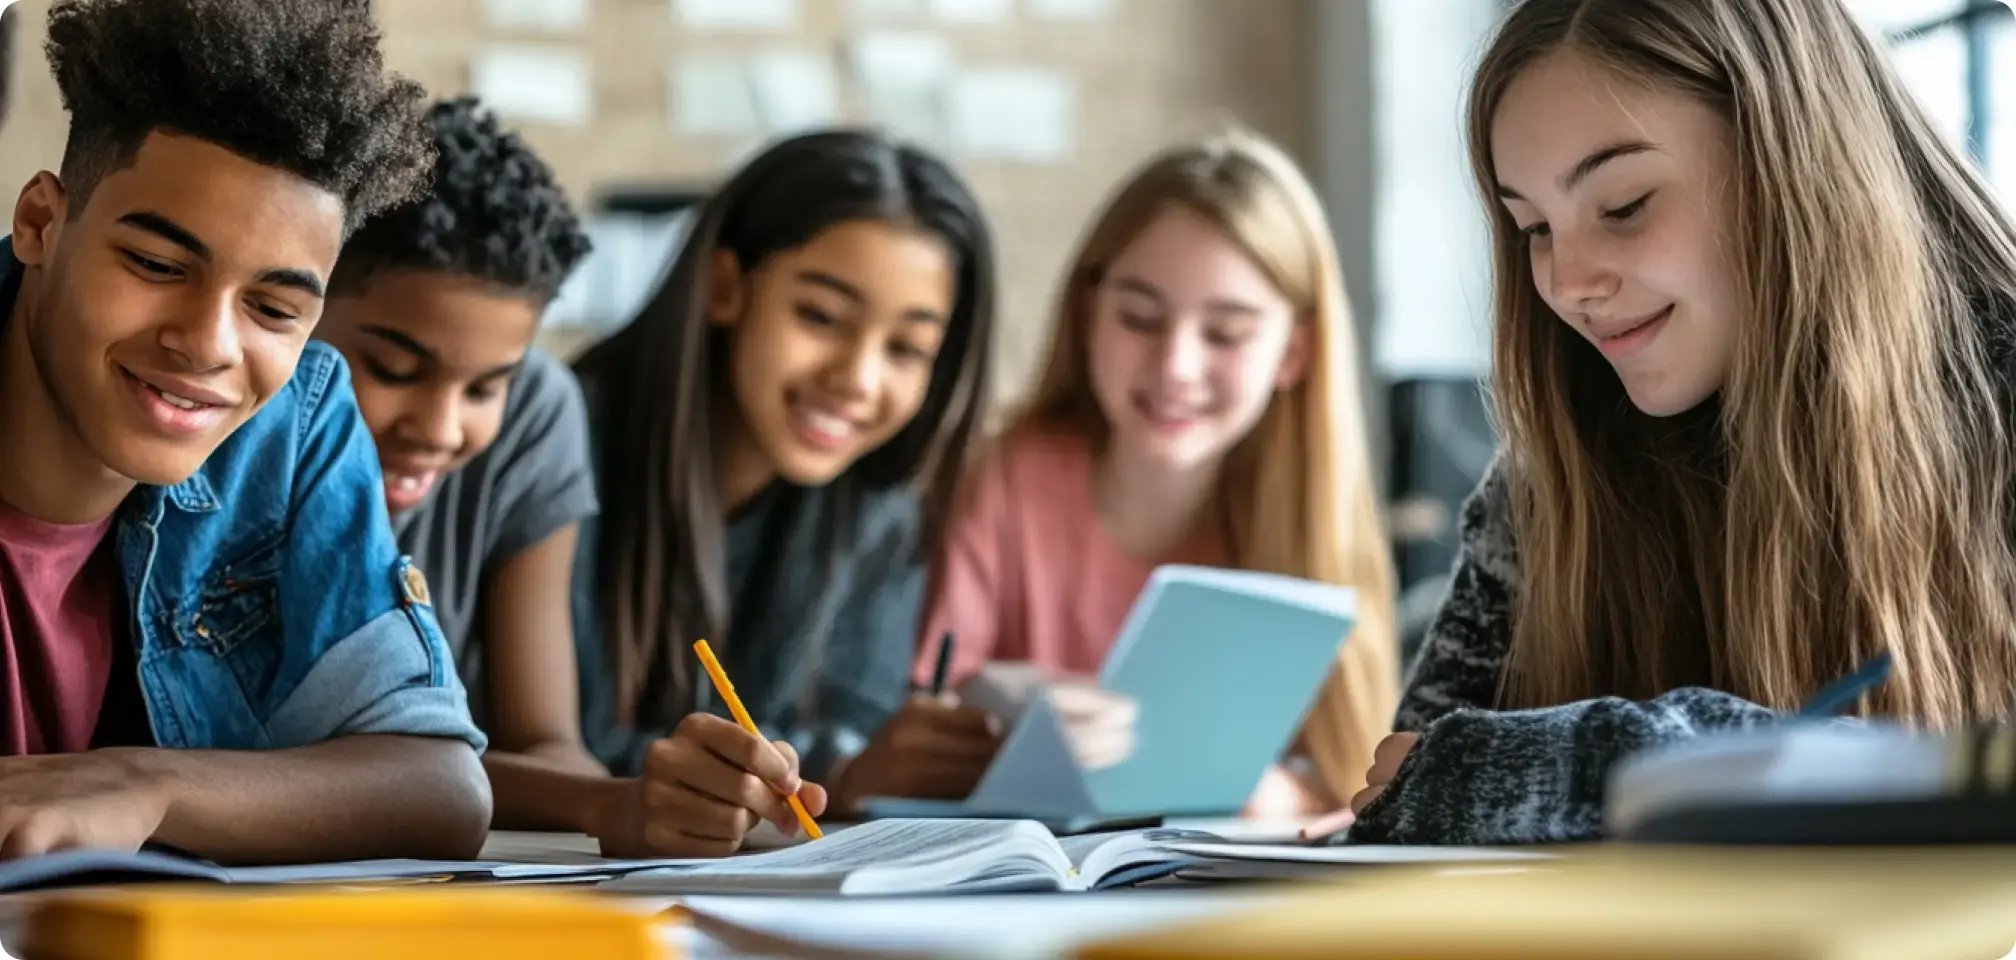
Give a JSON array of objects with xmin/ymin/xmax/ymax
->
[{"xmin": 0, "ymin": 0, "xmax": 2014, "ymax": 957}]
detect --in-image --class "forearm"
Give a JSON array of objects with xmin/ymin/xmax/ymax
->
[
  {"xmin": 483, "ymin": 744, "xmax": 625, "ymax": 834},
  {"xmin": 1351, "ymin": 687, "xmax": 1778, "ymax": 845},
  {"xmin": 120, "ymin": 735, "xmax": 490, "ymax": 864}
]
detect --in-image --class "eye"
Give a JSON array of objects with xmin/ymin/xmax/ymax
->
[
  {"xmin": 123, "ymin": 250, "xmax": 184, "ymax": 280},
  {"xmin": 467, "ymin": 377, "xmax": 512, "ymax": 403},
  {"xmin": 1517, "ymin": 221, "xmax": 1552, "ymax": 241},
  {"xmin": 795, "ymin": 303, "xmax": 841, "ymax": 328},
  {"xmin": 363, "ymin": 356, "xmax": 420, "ymax": 386},
  {"xmin": 1205, "ymin": 326, "xmax": 1254, "ymax": 349},
  {"xmin": 1118, "ymin": 310, "xmax": 1163, "ymax": 334},
  {"xmin": 1601, "ymin": 191, "xmax": 1654, "ymax": 223},
  {"xmin": 248, "ymin": 299, "xmax": 299, "ymax": 323},
  {"xmin": 888, "ymin": 338, "xmax": 937, "ymax": 365}
]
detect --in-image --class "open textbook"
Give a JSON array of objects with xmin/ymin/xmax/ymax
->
[{"xmin": 599, "ymin": 819, "xmax": 1201, "ymax": 895}]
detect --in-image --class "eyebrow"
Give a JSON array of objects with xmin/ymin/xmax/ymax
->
[
  {"xmin": 797, "ymin": 269, "xmax": 947, "ymax": 325},
  {"xmin": 362, "ymin": 326, "xmax": 522, "ymax": 380},
  {"xmin": 1496, "ymin": 140, "xmax": 1659, "ymax": 201}
]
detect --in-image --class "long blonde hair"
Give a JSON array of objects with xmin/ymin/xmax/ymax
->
[
  {"xmin": 1472, "ymin": 0, "xmax": 2016, "ymax": 726},
  {"xmin": 1015, "ymin": 131, "xmax": 1398, "ymax": 798}
]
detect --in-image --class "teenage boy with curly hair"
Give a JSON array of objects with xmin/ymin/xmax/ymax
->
[{"xmin": 0, "ymin": 0, "xmax": 489, "ymax": 861}]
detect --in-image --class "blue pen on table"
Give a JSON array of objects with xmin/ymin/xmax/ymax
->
[
  {"xmin": 929, "ymin": 630, "xmax": 957, "ymax": 697},
  {"xmin": 1795, "ymin": 651, "xmax": 1894, "ymax": 718}
]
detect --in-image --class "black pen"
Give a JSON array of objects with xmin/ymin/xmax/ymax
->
[{"xmin": 929, "ymin": 630, "xmax": 957, "ymax": 697}]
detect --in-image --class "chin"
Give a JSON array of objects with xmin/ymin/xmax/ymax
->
[
  {"xmin": 99, "ymin": 443, "xmax": 213, "ymax": 487},
  {"xmin": 1622, "ymin": 382, "xmax": 1717, "ymax": 419}
]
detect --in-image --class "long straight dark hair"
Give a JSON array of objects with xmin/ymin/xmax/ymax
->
[{"xmin": 576, "ymin": 129, "xmax": 996, "ymax": 728}]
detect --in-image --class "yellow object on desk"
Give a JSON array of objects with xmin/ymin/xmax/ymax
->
[
  {"xmin": 693, "ymin": 638, "xmax": 825, "ymax": 841},
  {"xmin": 23, "ymin": 887, "xmax": 661, "ymax": 960},
  {"xmin": 1079, "ymin": 847, "xmax": 2016, "ymax": 960}
]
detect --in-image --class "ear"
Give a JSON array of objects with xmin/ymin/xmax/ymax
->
[
  {"xmin": 1274, "ymin": 321, "xmax": 1313, "ymax": 391},
  {"xmin": 703, "ymin": 249, "xmax": 747, "ymax": 328},
  {"xmin": 11, "ymin": 172, "xmax": 69, "ymax": 268}
]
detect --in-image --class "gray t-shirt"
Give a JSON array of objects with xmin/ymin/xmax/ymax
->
[{"xmin": 395, "ymin": 348, "xmax": 598, "ymax": 721}]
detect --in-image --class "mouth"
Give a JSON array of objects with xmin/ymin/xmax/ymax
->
[
  {"xmin": 121, "ymin": 367, "xmax": 235, "ymax": 438},
  {"xmin": 785, "ymin": 392, "xmax": 869, "ymax": 454},
  {"xmin": 1591, "ymin": 305, "xmax": 1674, "ymax": 361},
  {"xmin": 1130, "ymin": 393, "xmax": 1211, "ymax": 433},
  {"xmin": 380, "ymin": 459, "xmax": 447, "ymax": 512}
]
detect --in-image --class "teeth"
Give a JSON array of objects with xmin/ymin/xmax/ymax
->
[
  {"xmin": 801, "ymin": 409, "xmax": 853, "ymax": 438},
  {"xmin": 158, "ymin": 389, "xmax": 202, "ymax": 411}
]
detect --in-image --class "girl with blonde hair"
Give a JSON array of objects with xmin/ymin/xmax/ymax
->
[
  {"xmin": 1351, "ymin": 0, "xmax": 2016, "ymax": 844},
  {"xmin": 841, "ymin": 131, "xmax": 1399, "ymax": 813}
]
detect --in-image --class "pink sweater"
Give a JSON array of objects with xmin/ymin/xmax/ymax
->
[{"xmin": 913, "ymin": 428, "xmax": 1226, "ymax": 688}]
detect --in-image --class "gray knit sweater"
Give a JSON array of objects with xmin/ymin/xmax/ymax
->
[
  {"xmin": 1344, "ymin": 462, "xmax": 1778, "ymax": 845},
  {"xmin": 1348, "ymin": 293, "xmax": 2016, "ymax": 846}
]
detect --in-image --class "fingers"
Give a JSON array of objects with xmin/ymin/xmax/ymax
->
[
  {"xmin": 1299, "ymin": 807, "xmax": 1358, "ymax": 842},
  {"xmin": 905, "ymin": 699, "xmax": 1003, "ymax": 740},
  {"xmin": 0, "ymin": 810, "xmax": 71, "ymax": 861},
  {"xmin": 1050, "ymin": 685, "xmax": 1139, "ymax": 728},
  {"xmin": 1349, "ymin": 784, "xmax": 1387, "ymax": 815},
  {"xmin": 1371, "ymin": 732, "xmax": 1420, "ymax": 776},
  {"xmin": 796, "ymin": 781, "xmax": 829, "ymax": 819},
  {"xmin": 679, "ymin": 714, "xmax": 801, "ymax": 792}
]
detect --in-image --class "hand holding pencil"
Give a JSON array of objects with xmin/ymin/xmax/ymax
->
[{"xmin": 591, "ymin": 641, "xmax": 828, "ymax": 858}]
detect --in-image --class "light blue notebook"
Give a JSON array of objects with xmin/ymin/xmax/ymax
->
[{"xmin": 866, "ymin": 565, "xmax": 1357, "ymax": 824}]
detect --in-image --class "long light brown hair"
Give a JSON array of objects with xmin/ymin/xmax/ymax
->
[
  {"xmin": 1472, "ymin": 0, "xmax": 2016, "ymax": 726},
  {"xmin": 1013, "ymin": 131, "xmax": 1398, "ymax": 798}
]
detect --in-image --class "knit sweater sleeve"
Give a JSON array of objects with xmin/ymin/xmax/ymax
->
[
  {"xmin": 1394, "ymin": 459, "xmax": 1520, "ymax": 731},
  {"xmin": 1352, "ymin": 459, "xmax": 1779, "ymax": 845}
]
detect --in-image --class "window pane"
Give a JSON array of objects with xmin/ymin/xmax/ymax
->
[
  {"xmin": 1993, "ymin": 13, "xmax": 2014, "ymax": 190},
  {"xmin": 1887, "ymin": 27, "xmax": 1973, "ymax": 153},
  {"xmin": 1848, "ymin": 0, "xmax": 1970, "ymax": 34}
]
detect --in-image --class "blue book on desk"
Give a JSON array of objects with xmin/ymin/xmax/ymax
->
[{"xmin": 866, "ymin": 565, "xmax": 1357, "ymax": 827}]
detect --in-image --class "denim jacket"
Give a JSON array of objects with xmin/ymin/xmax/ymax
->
[{"xmin": 1, "ymin": 240, "xmax": 483, "ymax": 752}]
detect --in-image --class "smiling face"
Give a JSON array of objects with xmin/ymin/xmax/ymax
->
[
  {"xmin": 318, "ymin": 270, "xmax": 540, "ymax": 514},
  {"xmin": 710, "ymin": 218, "xmax": 955, "ymax": 496},
  {"xmin": 1491, "ymin": 49, "xmax": 1743, "ymax": 417},
  {"xmin": 8, "ymin": 131, "xmax": 346, "ymax": 486},
  {"xmin": 1085, "ymin": 205, "xmax": 1307, "ymax": 472}
]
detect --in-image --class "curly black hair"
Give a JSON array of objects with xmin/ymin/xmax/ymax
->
[
  {"xmin": 332, "ymin": 96, "xmax": 592, "ymax": 305},
  {"xmin": 44, "ymin": 0, "xmax": 432, "ymax": 231}
]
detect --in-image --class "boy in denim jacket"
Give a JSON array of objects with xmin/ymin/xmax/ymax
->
[{"xmin": 0, "ymin": 0, "xmax": 489, "ymax": 861}]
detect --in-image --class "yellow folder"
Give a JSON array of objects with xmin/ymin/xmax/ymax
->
[
  {"xmin": 23, "ymin": 886, "xmax": 662, "ymax": 960},
  {"xmin": 1080, "ymin": 847, "xmax": 2016, "ymax": 960}
]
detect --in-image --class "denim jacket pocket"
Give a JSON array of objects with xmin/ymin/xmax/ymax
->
[{"xmin": 182, "ymin": 536, "xmax": 284, "ymax": 655}]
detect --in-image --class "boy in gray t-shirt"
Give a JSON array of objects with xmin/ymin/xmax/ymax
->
[{"xmin": 318, "ymin": 97, "xmax": 607, "ymax": 832}]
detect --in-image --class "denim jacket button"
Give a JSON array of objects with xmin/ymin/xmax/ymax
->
[{"xmin": 402, "ymin": 563, "xmax": 432, "ymax": 607}]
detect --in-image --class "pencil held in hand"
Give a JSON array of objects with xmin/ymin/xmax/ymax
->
[{"xmin": 693, "ymin": 639, "xmax": 825, "ymax": 840}]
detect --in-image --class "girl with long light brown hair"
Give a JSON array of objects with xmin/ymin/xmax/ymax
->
[
  {"xmin": 842, "ymin": 131, "xmax": 1399, "ymax": 812},
  {"xmin": 1350, "ymin": 0, "xmax": 2016, "ymax": 844}
]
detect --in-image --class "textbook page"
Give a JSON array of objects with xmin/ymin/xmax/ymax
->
[
  {"xmin": 599, "ymin": 819, "xmax": 1076, "ymax": 895},
  {"xmin": 684, "ymin": 892, "xmax": 1280, "ymax": 960}
]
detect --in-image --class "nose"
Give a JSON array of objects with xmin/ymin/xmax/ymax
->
[
  {"xmin": 823, "ymin": 332, "xmax": 884, "ymax": 401},
  {"xmin": 397, "ymin": 387, "xmax": 464, "ymax": 456},
  {"xmin": 1154, "ymin": 322, "xmax": 1208, "ymax": 385},
  {"xmin": 1543, "ymin": 230, "xmax": 1621, "ymax": 312},
  {"xmin": 157, "ymin": 292, "xmax": 244, "ymax": 373}
]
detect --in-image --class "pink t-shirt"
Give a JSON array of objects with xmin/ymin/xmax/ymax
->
[
  {"xmin": 0, "ymin": 497, "xmax": 122, "ymax": 755},
  {"xmin": 914, "ymin": 428, "xmax": 1226, "ymax": 688}
]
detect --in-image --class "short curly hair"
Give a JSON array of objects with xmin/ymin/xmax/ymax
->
[
  {"xmin": 332, "ymin": 96, "xmax": 592, "ymax": 305},
  {"xmin": 44, "ymin": 0, "xmax": 432, "ymax": 232}
]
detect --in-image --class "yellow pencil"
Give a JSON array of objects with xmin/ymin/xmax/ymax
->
[{"xmin": 692, "ymin": 639, "xmax": 824, "ymax": 840}]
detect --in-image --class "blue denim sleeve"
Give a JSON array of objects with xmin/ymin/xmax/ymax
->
[{"xmin": 263, "ymin": 347, "xmax": 486, "ymax": 751}]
